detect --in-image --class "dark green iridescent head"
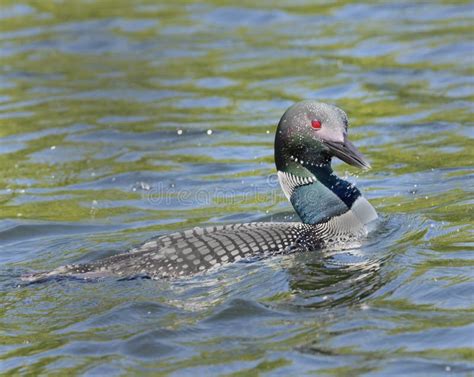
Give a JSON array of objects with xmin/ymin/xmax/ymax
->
[{"xmin": 274, "ymin": 100, "xmax": 370, "ymax": 174}]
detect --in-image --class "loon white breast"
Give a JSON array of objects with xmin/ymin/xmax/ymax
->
[{"xmin": 23, "ymin": 100, "xmax": 377, "ymax": 282}]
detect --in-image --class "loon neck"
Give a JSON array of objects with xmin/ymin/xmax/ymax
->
[
  {"xmin": 278, "ymin": 162, "xmax": 361, "ymax": 225},
  {"xmin": 309, "ymin": 164, "xmax": 361, "ymax": 208}
]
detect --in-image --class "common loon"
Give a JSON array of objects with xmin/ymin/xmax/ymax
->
[{"xmin": 23, "ymin": 100, "xmax": 377, "ymax": 282}]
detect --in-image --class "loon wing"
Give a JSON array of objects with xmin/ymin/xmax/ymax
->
[
  {"xmin": 22, "ymin": 222, "xmax": 318, "ymax": 281},
  {"xmin": 22, "ymin": 201, "xmax": 376, "ymax": 283}
]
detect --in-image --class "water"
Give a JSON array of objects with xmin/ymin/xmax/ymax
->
[{"xmin": 1, "ymin": 0, "xmax": 473, "ymax": 375}]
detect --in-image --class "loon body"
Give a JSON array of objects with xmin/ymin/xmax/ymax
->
[{"xmin": 23, "ymin": 101, "xmax": 377, "ymax": 281}]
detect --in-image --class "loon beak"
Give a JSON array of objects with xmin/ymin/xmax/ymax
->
[{"xmin": 324, "ymin": 135, "xmax": 371, "ymax": 170}]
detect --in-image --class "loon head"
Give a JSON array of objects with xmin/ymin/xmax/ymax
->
[
  {"xmin": 275, "ymin": 100, "xmax": 370, "ymax": 172},
  {"xmin": 274, "ymin": 100, "xmax": 376, "ymax": 225}
]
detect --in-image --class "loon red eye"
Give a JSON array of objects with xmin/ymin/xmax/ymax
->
[{"xmin": 311, "ymin": 120, "xmax": 322, "ymax": 129}]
